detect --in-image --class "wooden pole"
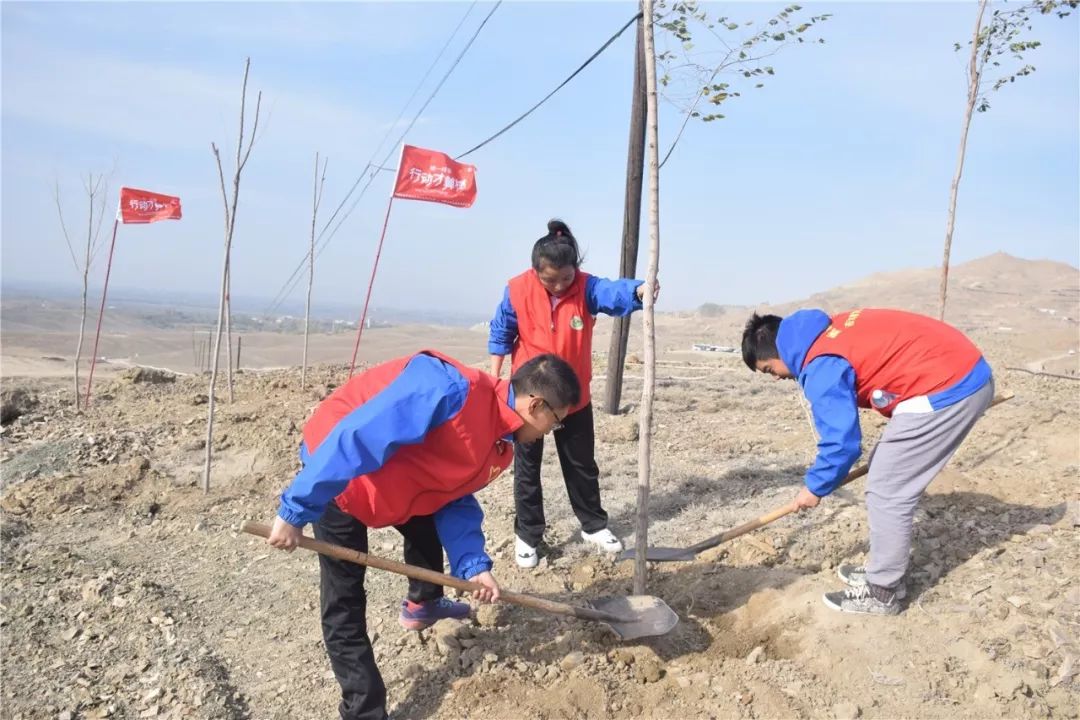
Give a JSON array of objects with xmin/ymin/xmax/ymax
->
[
  {"xmin": 634, "ymin": 0, "xmax": 660, "ymax": 596},
  {"xmin": 604, "ymin": 13, "xmax": 647, "ymax": 416}
]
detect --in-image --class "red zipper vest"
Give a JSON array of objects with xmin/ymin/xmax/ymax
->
[
  {"xmin": 507, "ymin": 269, "xmax": 594, "ymax": 413},
  {"xmin": 802, "ymin": 309, "xmax": 983, "ymax": 417},
  {"xmin": 303, "ymin": 350, "xmax": 521, "ymax": 527}
]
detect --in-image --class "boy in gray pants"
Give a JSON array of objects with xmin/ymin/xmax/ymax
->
[{"xmin": 742, "ymin": 308, "xmax": 994, "ymax": 615}]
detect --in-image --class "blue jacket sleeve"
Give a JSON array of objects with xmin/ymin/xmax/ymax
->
[
  {"xmin": 800, "ymin": 356, "xmax": 863, "ymax": 497},
  {"xmin": 487, "ymin": 286, "xmax": 518, "ymax": 356},
  {"xmin": 585, "ymin": 276, "xmax": 644, "ymax": 317},
  {"xmin": 277, "ymin": 355, "xmax": 469, "ymax": 527},
  {"xmin": 433, "ymin": 494, "xmax": 492, "ymax": 579}
]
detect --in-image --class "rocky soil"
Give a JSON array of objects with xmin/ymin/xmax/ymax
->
[{"xmin": 2, "ymin": 334, "xmax": 1078, "ymax": 719}]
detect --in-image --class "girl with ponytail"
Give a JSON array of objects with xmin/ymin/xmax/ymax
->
[{"xmin": 488, "ymin": 218, "xmax": 658, "ymax": 567}]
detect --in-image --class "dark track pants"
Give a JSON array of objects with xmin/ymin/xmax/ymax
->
[
  {"xmin": 513, "ymin": 402, "xmax": 608, "ymax": 547},
  {"xmin": 314, "ymin": 501, "xmax": 444, "ymax": 720}
]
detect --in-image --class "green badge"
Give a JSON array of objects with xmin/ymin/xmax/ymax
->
[{"xmin": 570, "ymin": 315, "xmax": 584, "ymax": 330}]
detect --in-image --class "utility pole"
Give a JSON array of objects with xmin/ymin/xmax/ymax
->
[{"xmin": 604, "ymin": 11, "xmax": 647, "ymax": 416}]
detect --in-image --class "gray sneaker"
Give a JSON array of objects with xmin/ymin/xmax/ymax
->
[
  {"xmin": 823, "ymin": 584, "xmax": 901, "ymax": 615},
  {"xmin": 837, "ymin": 564, "xmax": 907, "ymax": 600}
]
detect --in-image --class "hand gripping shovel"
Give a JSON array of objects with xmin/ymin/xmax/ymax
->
[
  {"xmin": 240, "ymin": 521, "xmax": 678, "ymax": 641},
  {"xmin": 619, "ymin": 392, "xmax": 1014, "ymax": 564}
]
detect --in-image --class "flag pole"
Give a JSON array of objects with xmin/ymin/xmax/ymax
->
[
  {"xmin": 348, "ymin": 145, "xmax": 405, "ymax": 377},
  {"xmin": 348, "ymin": 195, "xmax": 395, "ymax": 377},
  {"xmin": 84, "ymin": 216, "xmax": 121, "ymax": 407}
]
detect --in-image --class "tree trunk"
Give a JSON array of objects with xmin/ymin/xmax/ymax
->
[
  {"xmin": 940, "ymin": 0, "xmax": 987, "ymax": 321},
  {"xmin": 605, "ymin": 15, "xmax": 647, "ymax": 416},
  {"xmin": 204, "ymin": 58, "xmax": 260, "ymax": 493},
  {"xmin": 74, "ymin": 264, "xmax": 89, "ymax": 411},
  {"xmin": 73, "ymin": 188, "xmax": 96, "ymax": 412},
  {"xmin": 225, "ymin": 267, "xmax": 235, "ymax": 402},
  {"xmin": 302, "ymin": 152, "xmax": 321, "ymax": 390},
  {"xmin": 204, "ymin": 251, "xmax": 230, "ymax": 493},
  {"xmin": 634, "ymin": 0, "xmax": 660, "ymax": 597}
]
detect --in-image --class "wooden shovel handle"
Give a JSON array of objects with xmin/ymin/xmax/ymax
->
[
  {"xmin": 239, "ymin": 521, "xmax": 622, "ymax": 624},
  {"xmin": 687, "ymin": 392, "xmax": 1013, "ymax": 554}
]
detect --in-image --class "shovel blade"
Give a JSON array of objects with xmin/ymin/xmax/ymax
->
[
  {"xmin": 617, "ymin": 546, "xmax": 698, "ymax": 563},
  {"xmin": 588, "ymin": 595, "xmax": 679, "ymax": 641}
]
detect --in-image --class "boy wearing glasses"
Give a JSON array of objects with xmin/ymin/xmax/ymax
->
[{"xmin": 266, "ymin": 350, "xmax": 579, "ymax": 720}]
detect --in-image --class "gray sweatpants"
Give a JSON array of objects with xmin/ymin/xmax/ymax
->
[{"xmin": 864, "ymin": 378, "xmax": 995, "ymax": 588}]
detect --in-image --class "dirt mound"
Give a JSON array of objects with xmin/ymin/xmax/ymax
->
[
  {"xmin": 1, "ymin": 386, "xmax": 37, "ymax": 424},
  {"xmin": 123, "ymin": 367, "xmax": 178, "ymax": 385}
]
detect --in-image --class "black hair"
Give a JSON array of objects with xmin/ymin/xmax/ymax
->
[
  {"xmin": 531, "ymin": 218, "xmax": 583, "ymax": 271},
  {"xmin": 741, "ymin": 313, "xmax": 783, "ymax": 371},
  {"xmin": 511, "ymin": 353, "xmax": 581, "ymax": 410}
]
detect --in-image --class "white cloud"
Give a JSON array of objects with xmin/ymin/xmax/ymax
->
[{"xmin": 1, "ymin": 37, "xmax": 382, "ymax": 157}]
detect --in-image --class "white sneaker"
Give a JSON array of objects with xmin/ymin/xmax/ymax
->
[
  {"xmin": 515, "ymin": 536, "xmax": 539, "ymax": 568},
  {"xmin": 581, "ymin": 528, "xmax": 623, "ymax": 553}
]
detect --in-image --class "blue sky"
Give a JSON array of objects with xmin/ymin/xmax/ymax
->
[{"xmin": 2, "ymin": 1, "xmax": 1077, "ymax": 316}]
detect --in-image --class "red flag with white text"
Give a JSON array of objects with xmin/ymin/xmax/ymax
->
[
  {"xmin": 392, "ymin": 145, "xmax": 477, "ymax": 208},
  {"xmin": 118, "ymin": 187, "xmax": 182, "ymax": 224}
]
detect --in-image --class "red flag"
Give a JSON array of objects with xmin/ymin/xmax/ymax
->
[
  {"xmin": 392, "ymin": 145, "xmax": 477, "ymax": 208},
  {"xmin": 118, "ymin": 187, "xmax": 182, "ymax": 224}
]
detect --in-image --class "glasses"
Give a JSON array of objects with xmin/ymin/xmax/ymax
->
[{"xmin": 533, "ymin": 396, "xmax": 565, "ymax": 432}]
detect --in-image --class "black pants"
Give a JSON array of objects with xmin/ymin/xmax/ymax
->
[
  {"xmin": 514, "ymin": 402, "xmax": 608, "ymax": 547},
  {"xmin": 314, "ymin": 501, "xmax": 445, "ymax": 720}
]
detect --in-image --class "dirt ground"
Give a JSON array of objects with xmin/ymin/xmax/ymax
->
[{"xmin": 2, "ymin": 256, "xmax": 1079, "ymax": 720}]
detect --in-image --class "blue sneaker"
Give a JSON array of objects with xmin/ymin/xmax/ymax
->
[{"xmin": 398, "ymin": 596, "xmax": 470, "ymax": 630}]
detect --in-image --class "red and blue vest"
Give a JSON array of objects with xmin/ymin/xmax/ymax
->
[
  {"xmin": 303, "ymin": 350, "xmax": 521, "ymax": 527},
  {"xmin": 803, "ymin": 309, "xmax": 984, "ymax": 417},
  {"xmin": 507, "ymin": 269, "xmax": 595, "ymax": 414}
]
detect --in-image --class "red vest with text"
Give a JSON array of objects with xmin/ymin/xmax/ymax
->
[
  {"xmin": 507, "ymin": 269, "xmax": 594, "ymax": 414},
  {"xmin": 802, "ymin": 309, "xmax": 983, "ymax": 418},
  {"xmin": 303, "ymin": 350, "xmax": 521, "ymax": 527}
]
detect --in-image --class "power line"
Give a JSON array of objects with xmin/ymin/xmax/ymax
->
[
  {"xmin": 263, "ymin": 1, "xmax": 485, "ymax": 315},
  {"xmin": 457, "ymin": 10, "xmax": 643, "ymax": 160},
  {"xmin": 266, "ymin": 4, "xmax": 638, "ymax": 315},
  {"xmin": 267, "ymin": 0, "xmax": 504, "ymax": 316},
  {"xmin": 311, "ymin": 0, "xmax": 503, "ymax": 263}
]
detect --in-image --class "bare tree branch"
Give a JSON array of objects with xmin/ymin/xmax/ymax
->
[
  {"xmin": 212, "ymin": 143, "xmax": 231, "ymax": 236},
  {"xmin": 302, "ymin": 152, "xmax": 329, "ymax": 390},
  {"xmin": 88, "ymin": 174, "xmax": 111, "ymax": 267},
  {"xmin": 53, "ymin": 180, "xmax": 80, "ymax": 273},
  {"xmin": 238, "ymin": 91, "xmax": 263, "ymax": 173}
]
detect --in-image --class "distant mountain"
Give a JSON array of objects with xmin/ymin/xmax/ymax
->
[
  {"xmin": 763, "ymin": 253, "xmax": 1078, "ymax": 332},
  {"xmin": 679, "ymin": 253, "xmax": 1073, "ymax": 328}
]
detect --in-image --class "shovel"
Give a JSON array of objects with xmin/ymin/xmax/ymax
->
[
  {"xmin": 620, "ymin": 392, "xmax": 1014, "ymax": 563},
  {"xmin": 240, "ymin": 521, "xmax": 678, "ymax": 641},
  {"xmin": 619, "ymin": 465, "xmax": 867, "ymax": 562}
]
